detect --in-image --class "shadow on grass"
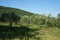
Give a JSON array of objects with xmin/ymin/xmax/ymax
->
[{"xmin": 0, "ymin": 25, "xmax": 40, "ymax": 40}]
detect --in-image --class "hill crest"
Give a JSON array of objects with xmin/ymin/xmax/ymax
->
[{"xmin": 0, "ymin": 6, "xmax": 34, "ymax": 16}]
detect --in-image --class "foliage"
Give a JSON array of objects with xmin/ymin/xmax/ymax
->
[{"xmin": 0, "ymin": 12, "xmax": 20, "ymax": 27}]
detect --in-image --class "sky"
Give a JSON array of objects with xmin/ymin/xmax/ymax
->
[{"xmin": 0, "ymin": 0, "xmax": 60, "ymax": 17}]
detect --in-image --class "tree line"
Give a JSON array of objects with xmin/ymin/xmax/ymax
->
[
  {"xmin": 0, "ymin": 12, "xmax": 60, "ymax": 28},
  {"xmin": 20, "ymin": 13, "xmax": 60, "ymax": 28}
]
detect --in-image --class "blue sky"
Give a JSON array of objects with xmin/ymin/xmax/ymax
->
[{"xmin": 0, "ymin": 0, "xmax": 60, "ymax": 17}]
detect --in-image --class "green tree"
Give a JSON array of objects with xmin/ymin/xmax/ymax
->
[
  {"xmin": 0, "ymin": 12, "xmax": 20, "ymax": 27},
  {"xmin": 57, "ymin": 13, "xmax": 60, "ymax": 27},
  {"xmin": 47, "ymin": 14, "xmax": 53, "ymax": 27}
]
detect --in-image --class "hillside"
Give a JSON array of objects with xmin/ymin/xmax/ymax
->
[
  {"xmin": 0, "ymin": 6, "xmax": 60, "ymax": 40},
  {"xmin": 0, "ymin": 6, "xmax": 34, "ymax": 16}
]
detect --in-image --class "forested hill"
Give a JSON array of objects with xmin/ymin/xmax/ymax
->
[{"xmin": 0, "ymin": 6, "xmax": 34, "ymax": 16}]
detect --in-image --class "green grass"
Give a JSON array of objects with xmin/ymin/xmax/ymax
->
[
  {"xmin": 0, "ymin": 22, "xmax": 60, "ymax": 40},
  {"xmin": 28, "ymin": 24, "xmax": 60, "ymax": 40},
  {"xmin": 39, "ymin": 27, "xmax": 60, "ymax": 40}
]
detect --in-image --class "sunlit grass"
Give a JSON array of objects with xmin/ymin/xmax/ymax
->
[{"xmin": 0, "ymin": 23, "xmax": 60, "ymax": 40}]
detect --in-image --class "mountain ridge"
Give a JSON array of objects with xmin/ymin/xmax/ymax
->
[{"xmin": 0, "ymin": 6, "xmax": 34, "ymax": 16}]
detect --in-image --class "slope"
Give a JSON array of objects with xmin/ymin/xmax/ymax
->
[{"xmin": 0, "ymin": 6, "xmax": 34, "ymax": 16}]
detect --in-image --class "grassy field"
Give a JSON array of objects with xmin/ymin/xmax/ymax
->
[
  {"xmin": 27, "ymin": 24, "xmax": 60, "ymax": 40},
  {"xmin": 0, "ymin": 23, "xmax": 60, "ymax": 40}
]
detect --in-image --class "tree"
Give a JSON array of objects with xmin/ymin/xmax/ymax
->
[
  {"xmin": 57, "ymin": 13, "xmax": 60, "ymax": 27},
  {"xmin": 47, "ymin": 14, "xmax": 53, "ymax": 27},
  {"xmin": 0, "ymin": 12, "xmax": 20, "ymax": 27},
  {"xmin": 57, "ymin": 13, "xmax": 60, "ymax": 21}
]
